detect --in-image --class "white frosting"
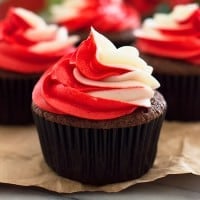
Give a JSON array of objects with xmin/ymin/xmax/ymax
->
[
  {"xmin": 14, "ymin": 8, "xmax": 79, "ymax": 53},
  {"xmin": 75, "ymin": 28, "xmax": 160, "ymax": 107},
  {"xmin": 25, "ymin": 25, "xmax": 58, "ymax": 42},
  {"xmin": 15, "ymin": 8, "xmax": 46, "ymax": 28},
  {"xmin": 171, "ymin": 3, "xmax": 198, "ymax": 22},
  {"xmin": 50, "ymin": 0, "xmax": 88, "ymax": 22},
  {"xmin": 134, "ymin": 4, "xmax": 199, "ymax": 40},
  {"xmin": 88, "ymin": 87, "xmax": 154, "ymax": 107},
  {"xmin": 93, "ymin": 29, "xmax": 153, "ymax": 73}
]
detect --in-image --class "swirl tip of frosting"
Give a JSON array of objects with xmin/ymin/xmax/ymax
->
[
  {"xmin": 91, "ymin": 28, "xmax": 155, "ymax": 75},
  {"xmin": 91, "ymin": 27, "xmax": 116, "ymax": 49},
  {"xmin": 90, "ymin": 28, "xmax": 160, "ymax": 90}
]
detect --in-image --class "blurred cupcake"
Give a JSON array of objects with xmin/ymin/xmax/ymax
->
[
  {"xmin": 0, "ymin": 7, "xmax": 78, "ymax": 124},
  {"xmin": 32, "ymin": 28, "xmax": 166, "ymax": 185},
  {"xmin": 50, "ymin": 0, "xmax": 140, "ymax": 47},
  {"xmin": 135, "ymin": 3, "xmax": 200, "ymax": 121},
  {"xmin": 0, "ymin": 0, "xmax": 46, "ymax": 19},
  {"xmin": 124, "ymin": 0, "xmax": 194, "ymax": 18}
]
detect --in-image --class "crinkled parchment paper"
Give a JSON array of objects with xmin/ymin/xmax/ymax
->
[{"xmin": 0, "ymin": 121, "xmax": 199, "ymax": 193}]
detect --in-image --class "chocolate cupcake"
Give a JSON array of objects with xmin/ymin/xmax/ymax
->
[
  {"xmin": 0, "ymin": 7, "xmax": 78, "ymax": 124},
  {"xmin": 49, "ymin": 0, "xmax": 140, "ymax": 47},
  {"xmin": 32, "ymin": 29, "xmax": 166, "ymax": 185},
  {"xmin": 135, "ymin": 3, "xmax": 200, "ymax": 121}
]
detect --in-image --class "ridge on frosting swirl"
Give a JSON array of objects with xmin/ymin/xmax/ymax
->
[
  {"xmin": 50, "ymin": 0, "xmax": 140, "ymax": 33},
  {"xmin": 134, "ymin": 3, "xmax": 200, "ymax": 64},
  {"xmin": 33, "ymin": 28, "xmax": 160, "ymax": 120},
  {"xmin": 0, "ymin": 7, "xmax": 79, "ymax": 74}
]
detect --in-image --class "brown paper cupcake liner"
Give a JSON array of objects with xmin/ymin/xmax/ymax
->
[
  {"xmin": 0, "ymin": 76, "xmax": 39, "ymax": 124},
  {"xmin": 154, "ymin": 73, "xmax": 200, "ymax": 121},
  {"xmin": 33, "ymin": 111, "xmax": 165, "ymax": 185}
]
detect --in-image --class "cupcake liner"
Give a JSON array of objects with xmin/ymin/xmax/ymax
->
[
  {"xmin": 0, "ymin": 76, "xmax": 39, "ymax": 124},
  {"xmin": 155, "ymin": 73, "xmax": 200, "ymax": 121},
  {"xmin": 33, "ymin": 111, "xmax": 165, "ymax": 185}
]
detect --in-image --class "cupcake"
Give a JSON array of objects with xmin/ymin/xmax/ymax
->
[
  {"xmin": 32, "ymin": 28, "xmax": 166, "ymax": 185},
  {"xmin": 49, "ymin": 0, "xmax": 140, "ymax": 47},
  {"xmin": 134, "ymin": 3, "xmax": 200, "ymax": 121},
  {"xmin": 0, "ymin": 7, "xmax": 78, "ymax": 124}
]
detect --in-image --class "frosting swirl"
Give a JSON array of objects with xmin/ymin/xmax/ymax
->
[
  {"xmin": 50, "ymin": 0, "xmax": 140, "ymax": 33},
  {"xmin": 134, "ymin": 4, "xmax": 200, "ymax": 64},
  {"xmin": 0, "ymin": 7, "xmax": 79, "ymax": 74},
  {"xmin": 33, "ymin": 28, "xmax": 159, "ymax": 120}
]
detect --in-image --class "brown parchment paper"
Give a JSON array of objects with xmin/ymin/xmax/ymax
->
[{"xmin": 0, "ymin": 121, "xmax": 200, "ymax": 193}]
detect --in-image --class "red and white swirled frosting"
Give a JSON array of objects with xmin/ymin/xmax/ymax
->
[
  {"xmin": 50, "ymin": 0, "xmax": 140, "ymax": 33},
  {"xmin": 135, "ymin": 4, "xmax": 200, "ymax": 64},
  {"xmin": 0, "ymin": 7, "xmax": 79, "ymax": 74},
  {"xmin": 33, "ymin": 29, "xmax": 160, "ymax": 120}
]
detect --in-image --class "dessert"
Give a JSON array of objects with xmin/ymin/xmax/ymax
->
[
  {"xmin": 50, "ymin": 0, "xmax": 140, "ymax": 47},
  {"xmin": 32, "ymin": 28, "xmax": 166, "ymax": 185},
  {"xmin": 135, "ymin": 3, "xmax": 200, "ymax": 121},
  {"xmin": 0, "ymin": 7, "xmax": 78, "ymax": 124}
]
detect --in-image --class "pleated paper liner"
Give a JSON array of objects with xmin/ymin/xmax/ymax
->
[
  {"xmin": 0, "ymin": 72, "xmax": 39, "ymax": 124},
  {"xmin": 155, "ymin": 73, "xmax": 200, "ymax": 121},
  {"xmin": 33, "ymin": 110, "xmax": 166, "ymax": 185}
]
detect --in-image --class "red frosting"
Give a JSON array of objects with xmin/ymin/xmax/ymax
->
[
  {"xmin": 0, "ymin": 8, "xmax": 75, "ymax": 74},
  {"xmin": 57, "ymin": 0, "xmax": 140, "ymax": 33},
  {"xmin": 136, "ymin": 8, "xmax": 200, "ymax": 64},
  {"xmin": 32, "ymin": 33, "xmax": 138, "ymax": 120}
]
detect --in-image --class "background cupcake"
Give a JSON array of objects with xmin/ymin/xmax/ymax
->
[
  {"xmin": 0, "ymin": 0, "xmax": 46, "ymax": 19},
  {"xmin": 49, "ymin": 0, "xmax": 140, "ymax": 47},
  {"xmin": 32, "ymin": 28, "xmax": 166, "ymax": 185},
  {"xmin": 135, "ymin": 3, "xmax": 200, "ymax": 121},
  {"xmin": 0, "ymin": 7, "xmax": 78, "ymax": 124},
  {"xmin": 124, "ymin": 0, "xmax": 195, "ymax": 18}
]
